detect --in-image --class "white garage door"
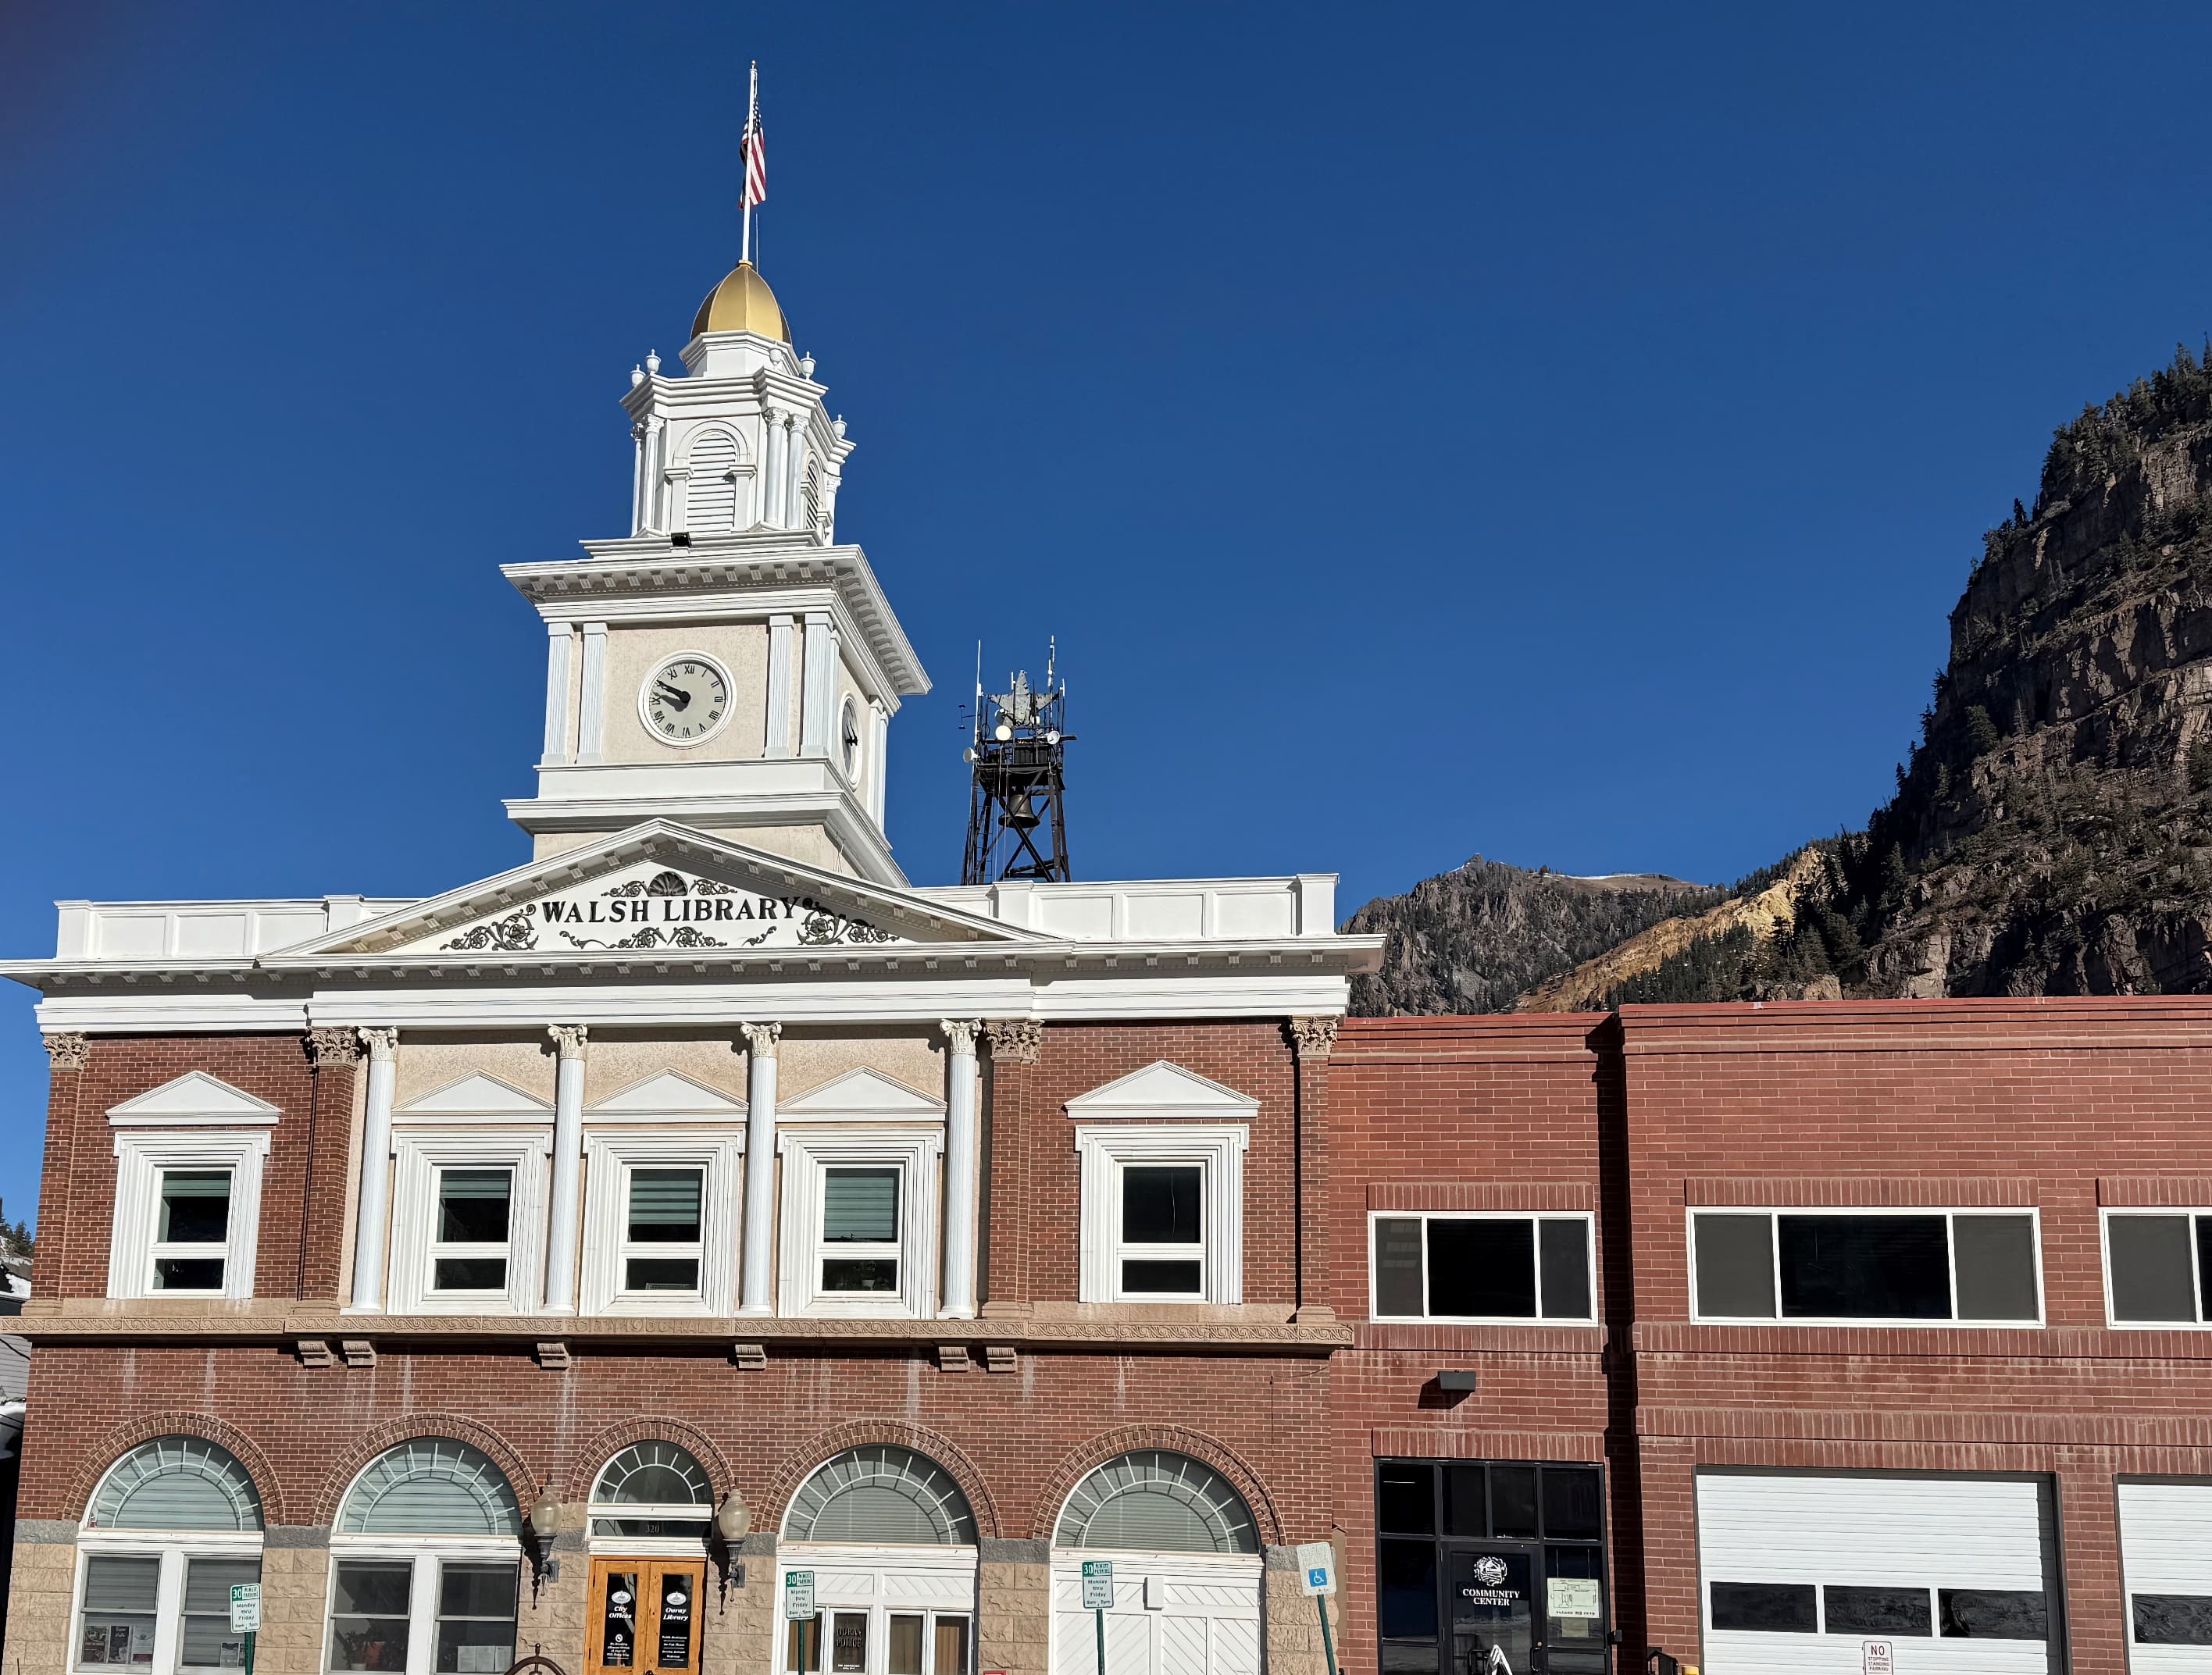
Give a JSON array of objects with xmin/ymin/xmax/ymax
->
[
  {"xmin": 1050, "ymin": 1555, "xmax": 1261, "ymax": 1675},
  {"xmin": 1696, "ymin": 1471, "xmax": 2057, "ymax": 1675},
  {"xmin": 2120, "ymin": 1480, "xmax": 2212, "ymax": 1670}
]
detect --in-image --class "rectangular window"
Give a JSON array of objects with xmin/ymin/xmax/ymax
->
[
  {"xmin": 622, "ymin": 1167, "xmax": 705, "ymax": 1293},
  {"xmin": 330, "ymin": 1560, "xmax": 413, "ymax": 1672},
  {"xmin": 433, "ymin": 1562, "xmax": 517, "ymax": 1675},
  {"xmin": 2106, "ymin": 1211, "xmax": 2212, "ymax": 1324},
  {"xmin": 151, "ymin": 1171, "xmax": 232, "ymax": 1293},
  {"xmin": 1689, "ymin": 1210, "xmax": 2040, "ymax": 1324},
  {"xmin": 821, "ymin": 1167, "xmax": 901, "ymax": 1293},
  {"xmin": 430, "ymin": 1169, "xmax": 512, "ymax": 1294},
  {"xmin": 1824, "ymin": 1586, "xmax": 1931, "ymax": 1636},
  {"xmin": 1368, "ymin": 1213, "xmax": 1596, "ymax": 1321},
  {"xmin": 77, "ymin": 1555, "xmax": 159, "ymax": 1669},
  {"xmin": 180, "ymin": 1557, "xmax": 262, "ymax": 1670},
  {"xmin": 1709, "ymin": 1581, "xmax": 1817, "ymax": 1633},
  {"xmin": 1943, "ymin": 1589, "xmax": 2050, "ymax": 1639},
  {"xmin": 2134, "ymin": 1595, "xmax": 2212, "ymax": 1645},
  {"xmin": 1118, "ymin": 1164, "xmax": 1204, "ymax": 1296}
]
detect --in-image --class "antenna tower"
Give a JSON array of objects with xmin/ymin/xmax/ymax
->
[{"xmin": 962, "ymin": 644, "xmax": 1072, "ymax": 885}]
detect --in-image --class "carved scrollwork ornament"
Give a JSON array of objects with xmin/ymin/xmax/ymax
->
[
  {"xmin": 43, "ymin": 1032, "xmax": 89, "ymax": 1072},
  {"xmin": 939, "ymin": 1019, "xmax": 980, "ymax": 1057},
  {"xmin": 359, "ymin": 1028, "xmax": 399, "ymax": 1063},
  {"xmin": 1286, "ymin": 1016, "xmax": 1340, "ymax": 1062},
  {"xmin": 548, "ymin": 1025, "xmax": 589, "ymax": 1060},
  {"xmin": 742, "ymin": 1021, "xmax": 783, "ymax": 1060},
  {"xmin": 982, "ymin": 1018, "xmax": 1044, "ymax": 1065},
  {"xmin": 306, "ymin": 1028, "xmax": 363, "ymax": 1067}
]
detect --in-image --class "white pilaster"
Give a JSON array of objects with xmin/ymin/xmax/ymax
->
[
  {"xmin": 939, "ymin": 1020, "xmax": 980, "ymax": 1319},
  {"xmin": 347, "ymin": 1028, "xmax": 398, "ymax": 1313},
  {"xmin": 800, "ymin": 611, "xmax": 835, "ymax": 757},
  {"xmin": 765, "ymin": 615, "xmax": 796, "ymax": 757},
  {"xmin": 576, "ymin": 622, "xmax": 609, "ymax": 763},
  {"xmin": 763, "ymin": 408, "xmax": 785, "ymax": 527},
  {"xmin": 787, "ymin": 422, "xmax": 805, "ymax": 532},
  {"xmin": 739, "ymin": 1022, "xmax": 781, "ymax": 1315},
  {"xmin": 643, "ymin": 415, "xmax": 667, "ymax": 533},
  {"xmin": 630, "ymin": 422, "xmax": 648, "ymax": 536},
  {"xmin": 544, "ymin": 1025, "xmax": 588, "ymax": 1313},
  {"xmin": 541, "ymin": 622, "xmax": 573, "ymax": 764},
  {"xmin": 868, "ymin": 698, "xmax": 890, "ymax": 821}
]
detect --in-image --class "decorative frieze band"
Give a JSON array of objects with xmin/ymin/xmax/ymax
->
[
  {"xmin": 43, "ymin": 1032, "xmax": 89, "ymax": 1071},
  {"xmin": 1286, "ymin": 1016, "xmax": 1340, "ymax": 1062},
  {"xmin": 983, "ymin": 1018, "xmax": 1043, "ymax": 1064}
]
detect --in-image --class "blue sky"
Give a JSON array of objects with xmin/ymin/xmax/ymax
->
[{"xmin": 3, "ymin": 5, "xmax": 2209, "ymax": 1224}]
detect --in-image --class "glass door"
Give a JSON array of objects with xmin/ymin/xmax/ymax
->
[
  {"xmin": 1449, "ymin": 1545, "xmax": 1536, "ymax": 1675},
  {"xmin": 587, "ymin": 1559, "xmax": 706, "ymax": 1675}
]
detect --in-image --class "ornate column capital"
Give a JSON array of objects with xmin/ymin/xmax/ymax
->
[
  {"xmin": 359, "ymin": 1028, "xmax": 398, "ymax": 1063},
  {"xmin": 742, "ymin": 1021, "xmax": 782, "ymax": 1060},
  {"xmin": 939, "ymin": 1020, "xmax": 980, "ymax": 1057},
  {"xmin": 43, "ymin": 1032, "xmax": 89, "ymax": 1072},
  {"xmin": 307, "ymin": 1028, "xmax": 362, "ymax": 1067},
  {"xmin": 982, "ymin": 1018, "xmax": 1044, "ymax": 1065},
  {"xmin": 548, "ymin": 1025, "xmax": 589, "ymax": 1061},
  {"xmin": 1286, "ymin": 1016, "xmax": 1340, "ymax": 1063}
]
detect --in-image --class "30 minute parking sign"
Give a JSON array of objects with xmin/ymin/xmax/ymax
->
[
  {"xmin": 228, "ymin": 1584, "xmax": 261, "ymax": 1634},
  {"xmin": 1079, "ymin": 1559, "xmax": 1115, "ymax": 1610}
]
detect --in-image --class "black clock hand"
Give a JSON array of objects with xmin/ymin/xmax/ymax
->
[{"xmin": 654, "ymin": 682, "xmax": 692, "ymax": 710}]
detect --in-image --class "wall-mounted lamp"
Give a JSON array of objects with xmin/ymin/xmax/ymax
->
[
  {"xmin": 714, "ymin": 1490, "xmax": 751, "ymax": 1609},
  {"xmin": 527, "ymin": 1488, "xmax": 562, "ymax": 1603}
]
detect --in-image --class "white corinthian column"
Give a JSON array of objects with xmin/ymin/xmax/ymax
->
[{"xmin": 940, "ymin": 1020, "xmax": 980, "ymax": 1319}]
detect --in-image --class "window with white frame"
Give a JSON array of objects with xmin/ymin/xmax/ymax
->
[
  {"xmin": 77, "ymin": 1436, "xmax": 265, "ymax": 1675},
  {"xmin": 1076, "ymin": 1126, "xmax": 1247, "ymax": 1305},
  {"xmin": 580, "ymin": 1131, "xmax": 741, "ymax": 1315},
  {"xmin": 387, "ymin": 1135, "xmax": 548, "ymax": 1315},
  {"xmin": 1369, "ymin": 1212, "xmax": 1597, "ymax": 1321},
  {"xmin": 1689, "ymin": 1208, "xmax": 2043, "ymax": 1324},
  {"xmin": 776, "ymin": 1132, "xmax": 942, "ymax": 1318},
  {"xmin": 109, "ymin": 1134, "xmax": 270, "ymax": 1302},
  {"xmin": 2104, "ymin": 1209, "xmax": 2212, "ymax": 1324}
]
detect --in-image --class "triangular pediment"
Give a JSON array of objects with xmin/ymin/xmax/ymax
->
[
  {"xmin": 1065, "ymin": 1060, "xmax": 1261, "ymax": 1121},
  {"xmin": 589, "ymin": 1070, "xmax": 747, "ymax": 1117},
  {"xmin": 778, "ymin": 1066, "xmax": 945, "ymax": 1120},
  {"xmin": 394, "ymin": 1073, "xmax": 552, "ymax": 1121},
  {"xmin": 109, "ymin": 1071, "xmax": 282, "ymax": 1128},
  {"xmin": 274, "ymin": 822, "xmax": 1047, "ymax": 962}
]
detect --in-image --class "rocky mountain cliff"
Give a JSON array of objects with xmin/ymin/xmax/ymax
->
[{"xmin": 1351, "ymin": 344, "xmax": 2212, "ymax": 1014}]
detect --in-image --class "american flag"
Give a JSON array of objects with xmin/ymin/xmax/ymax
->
[{"xmin": 743, "ymin": 105, "xmax": 767, "ymax": 208}]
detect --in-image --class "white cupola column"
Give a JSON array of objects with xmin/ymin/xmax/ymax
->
[
  {"xmin": 765, "ymin": 615, "xmax": 796, "ymax": 757},
  {"xmin": 576, "ymin": 623, "xmax": 608, "ymax": 763},
  {"xmin": 348, "ymin": 1028, "xmax": 398, "ymax": 1312},
  {"xmin": 542, "ymin": 622, "xmax": 573, "ymax": 765},
  {"xmin": 939, "ymin": 1020, "xmax": 981, "ymax": 1319},
  {"xmin": 800, "ymin": 611, "xmax": 836, "ymax": 757},
  {"xmin": 786, "ymin": 419, "xmax": 805, "ymax": 530},
  {"xmin": 544, "ymin": 1025, "xmax": 588, "ymax": 1313},
  {"xmin": 762, "ymin": 408, "xmax": 784, "ymax": 526},
  {"xmin": 739, "ymin": 1023, "xmax": 782, "ymax": 1315}
]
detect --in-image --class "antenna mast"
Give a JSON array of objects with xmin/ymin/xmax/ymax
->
[{"xmin": 962, "ymin": 643, "xmax": 1073, "ymax": 885}]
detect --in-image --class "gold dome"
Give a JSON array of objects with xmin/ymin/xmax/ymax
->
[{"xmin": 691, "ymin": 260, "xmax": 790, "ymax": 341}]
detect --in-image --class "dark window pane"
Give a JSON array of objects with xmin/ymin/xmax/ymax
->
[
  {"xmin": 438, "ymin": 1564, "xmax": 516, "ymax": 1617},
  {"xmin": 334, "ymin": 1564, "xmax": 412, "ymax": 1617},
  {"xmin": 1778, "ymin": 1215, "xmax": 1950, "ymax": 1319},
  {"xmin": 1942, "ymin": 1589, "xmax": 2050, "ymax": 1639},
  {"xmin": 1693, "ymin": 1214, "xmax": 1775, "ymax": 1318},
  {"xmin": 436, "ymin": 1171, "xmax": 510, "ymax": 1244},
  {"xmin": 1490, "ymin": 1465, "xmax": 1538, "ymax": 1539},
  {"xmin": 1825, "ymin": 1586, "xmax": 1932, "ymax": 1635},
  {"xmin": 1122, "ymin": 1167, "xmax": 1202, "ymax": 1244},
  {"xmin": 626, "ymin": 1169, "xmax": 702, "ymax": 1242},
  {"xmin": 2110, "ymin": 1216, "xmax": 2196, "ymax": 1321},
  {"xmin": 432, "ymin": 1257, "xmax": 508, "ymax": 1292},
  {"xmin": 1953, "ymin": 1216, "xmax": 2039, "ymax": 1320},
  {"xmin": 1545, "ymin": 1546, "xmax": 1606, "ymax": 1653},
  {"xmin": 1379, "ymin": 1537, "xmax": 1440, "ymax": 1639},
  {"xmin": 1377, "ymin": 1464, "xmax": 1435, "ymax": 1534},
  {"xmin": 2199, "ymin": 1217, "xmax": 2212, "ymax": 1321},
  {"xmin": 1427, "ymin": 1220, "xmax": 1537, "ymax": 1318},
  {"xmin": 1443, "ymin": 1463, "xmax": 1486, "ymax": 1538},
  {"xmin": 1539, "ymin": 1220, "xmax": 1592, "ymax": 1319},
  {"xmin": 330, "ymin": 1561, "xmax": 413, "ymax": 1673},
  {"xmin": 1120, "ymin": 1260, "xmax": 1201, "ymax": 1295},
  {"xmin": 1375, "ymin": 1219, "xmax": 1425, "ymax": 1317},
  {"xmin": 624, "ymin": 1257, "xmax": 701, "ymax": 1292},
  {"xmin": 1710, "ymin": 1582, "xmax": 1817, "ymax": 1633},
  {"xmin": 82, "ymin": 1556, "xmax": 161, "ymax": 1612},
  {"xmin": 821, "ymin": 1257, "xmax": 898, "ymax": 1292},
  {"xmin": 2134, "ymin": 1595, "xmax": 2212, "ymax": 1645},
  {"xmin": 822, "ymin": 1169, "xmax": 899, "ymax": 1242},
  {"xmin": 159, "ymin": 1171, "xmax": 231, "ymax": 1244},
  {"xmin": 154, "ymin": 1257, "xmax": 225, "ymax": 1291},
  {"xmin": 1541, "ymin": 1468, "xmax": 1603, "ymax": 1541}
]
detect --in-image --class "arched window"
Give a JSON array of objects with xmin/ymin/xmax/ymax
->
[
  {"xmin": 87, "ymin": 1436, "xmax": 262, "ymax": 1532},
  {"xmin": 590, "ymin": 1441, "xmax": 714, "ymax": 1538},
  {"xmin": 330, "ymin": 1441, "xmax": 521, "ymax": 1675},
  {"xmin": 1054, "ymin": 1451, "xmax": 1258, "ymax": 1555},
  {"xmin": 782, "ymin": 1446, "xmax": 977, "ymax": 1546},
  {"xmin": 339, "ymin": 1438, "xmax": 520, "ymax": 1537},
  {"xmin": 681, "ymin": 425, "xmax": 744, "ymax": 533}
]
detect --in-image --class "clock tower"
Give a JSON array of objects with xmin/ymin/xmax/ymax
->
[{"xmin": 500, "ymin": 257, "xmax": 930, "ymax": 884}]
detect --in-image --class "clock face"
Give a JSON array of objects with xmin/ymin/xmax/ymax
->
[{"xmin": 642, "ymin": 656, "xmax": 730, "ymax": 745}]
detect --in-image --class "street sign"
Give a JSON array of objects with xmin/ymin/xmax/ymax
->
[
  {"xmin": 784, "ymin": 1571, "xmax": 815, "ymax": 1620},
  {"xmin": 228, "ymin": 1584, "xmax": 261, "ymax": 1634},
  {"xmin": 1296, "ymin": 1542, "xmax": 1336, "ymax": 1597},
  {"xmin": 1862, "ymin": 1642, "xmax": 1893, "ymax": 1675},
  {"xmin": 1079, "ymin": 1559, "xmax": 1115, "ymax": 1610}
]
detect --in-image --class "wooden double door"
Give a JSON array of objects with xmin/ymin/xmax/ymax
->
[{"xmin": 587, "ymin": 1559, "xmax": 708, "ymax": 1675}]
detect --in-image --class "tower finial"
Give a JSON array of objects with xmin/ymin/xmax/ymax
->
[{"xmin": 740, "ymin": 62, "xmax": 767, "ymax": 266}]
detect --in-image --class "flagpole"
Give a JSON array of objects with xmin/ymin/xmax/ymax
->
[{"xmin": 740, "ymin": 61, "xmax": 759, "ymax": 265}]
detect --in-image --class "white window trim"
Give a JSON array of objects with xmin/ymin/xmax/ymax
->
[
  {"xmin": 2100, "ymin": 1206, "xmax": 2212, "ymax": 1329},
  {"xmin": 1686, "ymin": 1205, "xmax": 2046, "ymax": 1328},
  {"xmin": 580, "ymin": 1130, "xmax": 743, "ymax": 1316},
  {"xmin": 1365, "ymin": 1209, "xmax": 1599, "ymax": 1324},
  {"xmin": 109, "ymin": 1132, "xmax": 270, "ymax": 1301},
  {"xmin": 106, "ymin": 1072, "xmax": 282, "ymax": 1129},
  {"xmin": 1076, "ymin": 1124, "xmax": 1247, "ymax": 1305},
  {"xmin": 776, "ymin": 1129, "xmax": 942, "ymax": 1318},
  {"xmin": 322, "ymin": 1538, "xmax": 523, "ymax": 1675},
  {"xmin": 388, "ymin": 1132, "xmax": 551, "ymax": 1315},
  {"xmin": 72, "ymin": 1530, "xmax": 265, "ymax": 1675}
]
